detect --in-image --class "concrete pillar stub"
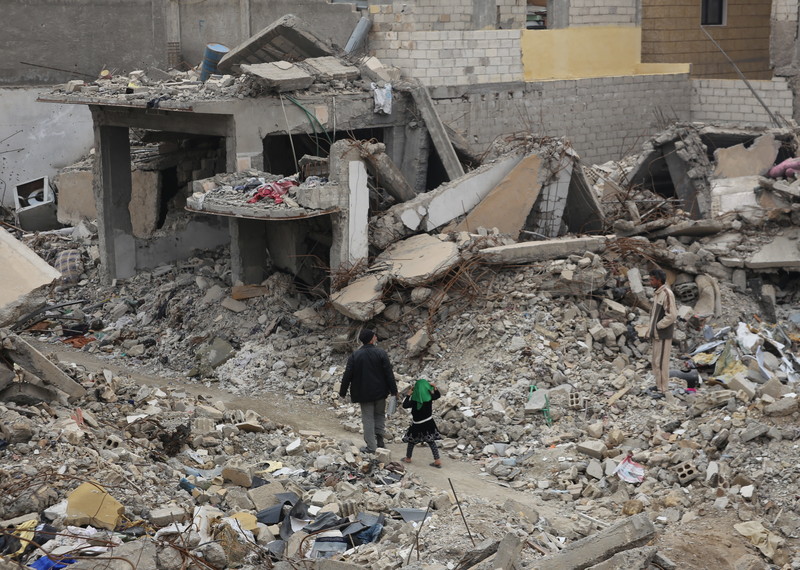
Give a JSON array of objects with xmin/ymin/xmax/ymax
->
[
  {"xmin": 229, "ymin": 217, "xmax": 269, "ymax": 285},
  {"xmin": 93, "ymin": 119, "xmax": 135, "ymax": 282}
]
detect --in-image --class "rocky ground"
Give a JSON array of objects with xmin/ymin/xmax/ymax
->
[{"xmin": 2, "ymin": 215, "xmax": 800, "ymax": 569}]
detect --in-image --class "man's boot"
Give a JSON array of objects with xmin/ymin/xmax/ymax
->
[{"xmin": 376, "ymin": 435, "xmax": 385, "ymax": 449}]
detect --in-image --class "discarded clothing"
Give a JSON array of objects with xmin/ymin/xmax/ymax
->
[
  {"xmin": 246, "ymin": 178, "xmax": 298, "ymax": 204},
  {"xmin": 767, "ymin": 157, "xmax": 800, "ymax": 179}
]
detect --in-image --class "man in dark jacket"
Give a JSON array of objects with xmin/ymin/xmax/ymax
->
[{"xmin": 339, "ymin": 329, "xmax": 398, "ymax": 453}]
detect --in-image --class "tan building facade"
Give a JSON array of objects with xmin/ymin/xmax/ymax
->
[{"xmin": 641, "ymin": 0, "xmax": 772, "ymax": 79}]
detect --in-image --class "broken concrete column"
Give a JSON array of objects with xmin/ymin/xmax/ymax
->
[
  {"xmin": 529, "ymin": 150, "xmax": 574, "ymax": 237},
  {"xmin": 477, "ymin": 235, "xmax": 610, "ymax": 265},
  {"xmin": 363, "ymin": 143, "xmax": 416, "ymax": 203},
  {"xmin": 531, "ymin": 513, "xmax": 655, "ymax": 569},
  {"xmin": 328, "ymin": 141, "xmax": 369, "ymax": 272}
]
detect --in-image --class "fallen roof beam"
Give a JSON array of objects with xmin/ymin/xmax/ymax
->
[{"xmin": 410, "ymin": 80, "xmax": 465, "ymax": 181}]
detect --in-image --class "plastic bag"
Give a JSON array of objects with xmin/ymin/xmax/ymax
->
[
  {"xmin": 386, "ymin": 395, "xmax": 397, "ymax": 416},
  {"xmin": 371, "ymin": 82, "xmax": 392, "ymax": 115},
  {"xmin": 613, "ymin": 455, "xmax": 645, "ymax": 483}
]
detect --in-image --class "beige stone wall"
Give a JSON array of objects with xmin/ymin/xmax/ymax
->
[
  {"xmin": 369, "ymin": 0, "xmax": 526, "ymax": 33},
  {"xmin": 641, "ymin": 0, "xmax": 772, "ymax": 79},
  {"xmin": 370, "ymin": 29, "xmax": 523, "ymax": 86},
  {"xmin": 690, "ymin": 77, "xmax": 793, "ymax": 124}
]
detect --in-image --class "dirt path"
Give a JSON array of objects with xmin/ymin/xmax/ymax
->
[{"xmin": 32, "ymin": 340, "xmax": 544, "ymax": 509}]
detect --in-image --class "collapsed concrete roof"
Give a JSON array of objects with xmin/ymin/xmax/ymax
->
[{"xmin": 217, "ymin": 14, "xmax": 335, "ymax": 75}]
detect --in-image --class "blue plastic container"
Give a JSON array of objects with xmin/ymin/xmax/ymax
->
[{"xmin": 199, "ymin": 43, "xmax": 229, "ymax": 81}]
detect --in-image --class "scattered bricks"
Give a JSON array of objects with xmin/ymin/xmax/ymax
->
[
  {"xmin": 195, "ymin": 404, "xmax": 224, "ymax": 420},
  {"xmin": 248, "ymin": 481, "xmax": 286, "ymax": 511},
  {"xmin": 375, "ymin": 448, "xmax": 392, "ymax": 464},
  {"xmin": 530, "ymin": 513, "xmax": 655, "ymax": 570},
  {"xmin": 577, "ymin": 440, "xmax": 607, "ymax": 460},
  {"xmin": 286, "ymin": 437, "xmax": 303, "ymax": 455},
  {"xmin": 589, "ymin": 323, "xmax": 607, "ymax": 341},
  {"xmin": 759, "ymin": 377, "xmax": 789, "ymax": 400},
  {"xmin": 310, "ymin": 489, "xmax": 335, "ymax": 507},
  {"xmin": 222, "ymin": 461, "xmax": 253, "ymax": 488},
  {"xmin": 727, "ymin": 374, "xmax": 756, "ymax": 401},
  {"xmin": 710, "ymin": 428, "xmax": 729, "ymax": 450},
  {"xmin": 587, "ymin": 421, "xmax": 604, "ymax": 439},
  {"xmin": 763, "ymin": 397, "xmax": 798, "ymax": 417},
  {"xmin": 706, "ymin": 461, "xmax": 720, "ymax": 485},
  {"xmin": 1, "ymin": 412, "xmax": 34, "ymax": 444},
  {"xmin": 675, "ymin": 461, "xmax": 699, "ymax": 485},
  {"xmin": 740, "ymin": 423, "xmax": 769, "ymax": 443},
  {"xmin": 581, "ymin": 482, "xmax": 603, "ymax": 499},
  {"xmin": 586, "ymin": 459, "xmax": 603, "ymax": 480},
  {"xmin": 602, "ymin": 298, "xmax": 627, "ymax": 318},
  {"xmin": 149, "ymin": 506, "xmax": 189, "ymax": 527},
  {"xmin": 225, "ymin": 487, "xmax": 255, "ymax": 510},
  {"xmin": 569, "ymin": 392, "xmax": 584, "ymax": 410},
  {"xmin": 622, "ymin": 500, "xmax": 644, "ymax": 515},
  {"xmin": 193, "ymin": 417, "xmax": 217, "ymax": 435},
  {"xmin": 503, "ymin": 499, "xmax": 539, "ymax": 524}
]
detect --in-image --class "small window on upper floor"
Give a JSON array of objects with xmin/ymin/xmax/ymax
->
[{"xmin": 701, "ymin": 0, "xmax": 725, "ymax": 26}]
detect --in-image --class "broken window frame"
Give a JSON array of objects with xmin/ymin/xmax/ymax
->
[{"xmin": 701, "ymin": 0, "xmax": 726, "ymax": 26}]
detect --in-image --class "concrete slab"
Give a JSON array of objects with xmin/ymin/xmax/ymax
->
[
  {"xmin": 377, "ymin": 233, "xmax": 460, "ymax": 287},
  {"xmin": 710, "ymin": 176, "xmax": 761, "ymax": 218},
  {"xmin": 241, "ymin": 62, "xmax": 314, "ymax": 92},
  {"xmin": 217, "ymin": 14, "xmax": 333, "ymax": 74},
  {"xmin": 0, "ymin": 227, "xmax": 61, "ymax": 322},
  {"xmin": 330, "ymin": 273, "xmax": 388, "ymax": 321},
  {"xmin": 449, "ymin": 153, "xmax": 543, "ymax": 235},
  {"xmin": 745, "ymin": 228, "xmax": 800, "ymax": 270},
  {"xmin": 531, "ymin": 513, "xmax": 655, "ymax": 570},
  {"xmin": 302, "ymin": 56, "xmax": 360, "ymax": 81},
  {"xmin": 66, "ymin": 482, "xmax": 124, "ymax": 530},
  {"xmin": 477, "ymin": 235, "xmax": 610, "ymax": 265},
  {"xmin": 713, "ymin": 134, "xmax": 780, "ymax": 178}
]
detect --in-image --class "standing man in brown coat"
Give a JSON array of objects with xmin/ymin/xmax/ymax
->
[{"xmin": 647, "ymin": 269, "xmax": 677, "ymax": 398}]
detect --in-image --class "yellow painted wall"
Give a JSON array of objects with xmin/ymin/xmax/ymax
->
[
  {"xmin": 641, "ymin": 0, "xmax": 772, "ymax": 79},
  {"xmin": 522, "ymin": 26, "xmax": 689, "ymax": 80}
]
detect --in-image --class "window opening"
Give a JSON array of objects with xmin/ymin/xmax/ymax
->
[{"xmin": 701, "ymin": 0, "xmax": 725, "ymax": 26}]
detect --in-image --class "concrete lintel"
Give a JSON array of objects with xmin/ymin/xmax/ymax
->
[
  {"xmin": 92, "ymin": 106, "xmax": 232, "ymax": 137},
  {"xmin": 478, "ymin": 235, "xmax": 611, "ymax": 265}
]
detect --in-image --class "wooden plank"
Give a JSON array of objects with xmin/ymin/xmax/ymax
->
[{"xmin": 231, "ymin": 285, "xmax": 268, "ymax": 300}]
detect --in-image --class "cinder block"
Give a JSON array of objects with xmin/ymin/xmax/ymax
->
[{"xmin": 675, "ymin": 461, "xmax": 699, "ymax": 485}]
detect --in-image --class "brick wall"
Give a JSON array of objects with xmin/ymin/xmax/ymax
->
[
  {"xmin": 371, "ymin": 30, "xmax": 524, "ymax": 86},
  {"xmin": 567, "ymin": 0, "xmax": 640, "ymax": 26},
  {"xmin": 690, "ymin": 77, "xmax": 794, "ymax": 125},
  {"xmin": 431, "ymin": 73, "xmax": 692, "ymax": 164},
  {"xmin": 642, "ymin": 0, "xmax": 772, "ymax": 79},
  {"xmin": 370, "ymin": 0, "xmax": 525, "ymax": 33}
]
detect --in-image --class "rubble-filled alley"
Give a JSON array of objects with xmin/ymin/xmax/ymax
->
[{"xmin": 3, "ymin": 7, "xmax": 800, "ymax": 570}]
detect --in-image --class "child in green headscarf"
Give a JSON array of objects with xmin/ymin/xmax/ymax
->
[{"xmin": 401, "ymin": 379, "xmax": 443, "ymax": 467}]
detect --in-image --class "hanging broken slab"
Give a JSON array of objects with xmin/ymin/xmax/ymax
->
[
  {"xmin": 713, "ymin": 134, "xmax": 780, "ymax": 179},
  {"xmin": 447, "ymin": 153, "xmax": 543, "ymax": 235}
]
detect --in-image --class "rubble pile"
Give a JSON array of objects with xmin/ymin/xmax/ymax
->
[{"xmin": 3, "ymin": 209, "xmax": 800, "ymax": 566}]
